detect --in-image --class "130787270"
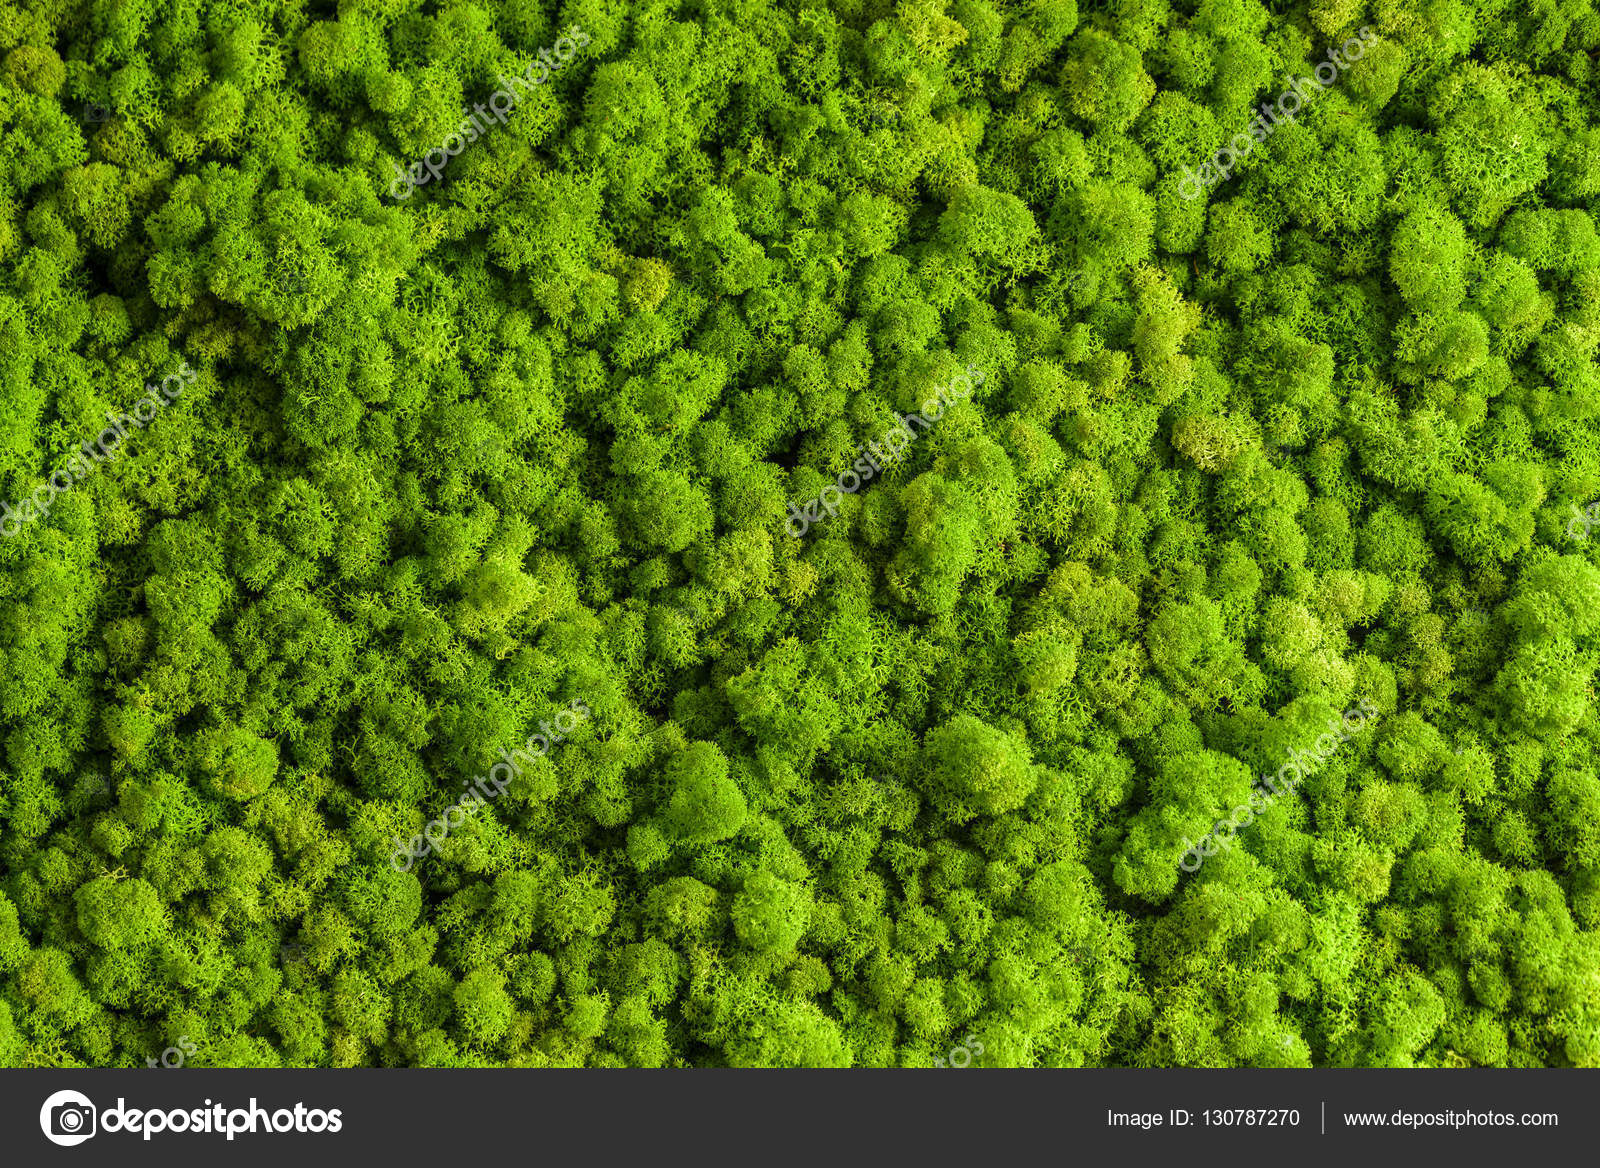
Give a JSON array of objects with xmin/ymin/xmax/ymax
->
[{"xmin": 1203, "ymin": 1109, "xmax": 1302, "ymax": 1127}]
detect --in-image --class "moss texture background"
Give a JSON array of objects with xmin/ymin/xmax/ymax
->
[{"xmin": 1, "ymin": 0, "xmax": 1599, "ymax": 1067}]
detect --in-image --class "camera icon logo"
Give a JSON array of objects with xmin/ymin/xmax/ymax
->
[{"xmin": 39, "ymin": 1090, "xmax": 97, "ymax": 1146}]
